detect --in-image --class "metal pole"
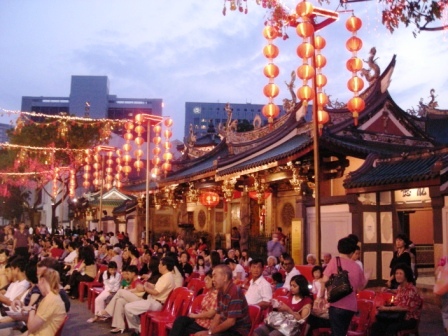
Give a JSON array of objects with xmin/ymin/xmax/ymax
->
[
  {"xmin": 98, "ymin": 153, "xmax": 105, "ymax": 232},
  {"xmin": 311, "ymin": 32, "xmax": 322, "ymax": 264},
  {"xmin": 145, "ymin": 121, "xmax": 151, "ymax": 245}
]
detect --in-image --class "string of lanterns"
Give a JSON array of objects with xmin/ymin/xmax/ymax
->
[{"xmin": 345, "ymin": 14, "xmax": 365, "ymax": 125}]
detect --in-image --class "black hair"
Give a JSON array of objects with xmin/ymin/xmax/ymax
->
[
  {"xmin": 0, "ymin": 249, "xmax": 9, "ymax": 256},
  {"xmin": 249, "ymin": 258, "xmax": 265, "ymax": 267},
  {"xmin": 395, "ymin": 234, "xmax": 410, "ymax": 248},
  {"xmin": 128, "ymin": 246, "xmax": 140, "ymax": 259},
  {"xmin": 347, "ymin": 234, "xmax": 359, "ymax": 245},
  {"xmin": 79, "ymin": 245, "xmax": 95, "ymax": 265},
  {"xmin": 337, "ymin": 237, "xmax": 358, "ymax": 255},
  {"xmin": 210, "ymin": 251, "xmax": 221, "ymax": 268},
  {"xmin": 125, "ymin": 265, "xmax": 139, "ymax": 275},
  {"xmin": 25, "ymin": 262, "xmax": 38, "ymax": 284},
  {"xmin": 272, "ymin": 272, "xmax": 283, "ymax": 284},
  {"xmin": 312, "ymin": 265, "xmax": 323, "ymax": 277},
  {"xmin": 393, "ymin": 263, "xmax": 415, "ymax": 284},
  {"xmin": 194, "ymin": 255, "xmax": 205, "ymax": 271},
  {"xmin": 10, "ymin": 257, "xmax": 27, "ymax": 272},
  {"xmin": 161, "ymin": 256, "xmax": 175, "ymax": 272},
  {"xmin": 291, "ymin": 274, "xmax": 312, "ymax": 299},
  {"xmin": 106, "ymin": 261, "xmax": 118, "ymax": 279},
  {"xmin": 149, "ymin": 255, "xmax": 161, "ymax": 275}
]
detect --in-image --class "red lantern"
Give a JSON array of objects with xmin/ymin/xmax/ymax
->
[
  {"xmin": 124, "ymin": 121, "xmax": 134, "ymax": 130},
  {"xmin": 297, "ymin": 64, "xmax": 315, "ymax": 80},
  {"xmin": 316, "ymin": 92, "xmax": 328, "ymax": 106},
  {"xmin": 347, "ymin": 76, "xmax": 365, "ymax": 93},
  {"xmin": 124, "ymin": 132, "xmax": 134, "ymax": 141},
  {"xmin": 263, "ymin": 44, "xmax": 279, "ymax": 59},
  {"xmin": 346, "ymin": 36, "xmax": 363, "ymax": 52},
  {"xmin": 162, "ymin": 162, "xmax": 172, "ymax": 172},
  {"xmin": 152, "ymin": 136, "xmax": 161, "ymax": 145},
  {"xmin": 317, "ymin": 110, "xmax": 330, "ymax": 125},
  {"xmin": 263, "ymin": 63, "xmax": 279, "ymax": 78},
  {"xmin": 315, "ymin": 74, "xmax": 327, "ymax": 88},
  {"xmin": 134, "ymin": 160, "xmax": 144, "ymax": 170},
  {"xmin": 296, "ymin": 42, "xmax": 314, "ymax": 59},
  {"xmin": 263, "ymin": 83, "xmax": 280, "ymax": 98},
  {"xmin": 296, "ymin": 21, "xmax": 314, "ymax": 38},
  {"xmin": 297, "ymin": 85, "xmax": 314, "ymax": 101},
  {"xmin": 296, "ymin": 1, "xmax": 314, "ymax": 17},
  {"xmin": 263, "ymin": 26, "xmax": 278, "ymax": 40},
  {"xmin": 153, "ymin": 124, "xmax": 162, "ymax": 134},
  {"xmin": 346, "ymin": 57, "xmax": 363, "ymax": 72},
  {"xmin": 135, "ymin": 125, "xmax": 145, "ymax": 134},
  {"xmin": 152, "ymin": 156, "xmax": 161, "ymax": 166},
  {"xmin": 153, "ymin": 147, "xmax": 161, "ymax": 156},
  {"xmin": 262, "ymin": 103, "xmax": 280, "ymax": 122},
  {"xmin": 200, "ymin": 191, "xmax": 220, "ymax": 209},
  {"xmin": 314, "ymin": 35, "xmax": 326, "ymax": 49},
  {"xmin": 164, "ymin": 118, "xmax": 173, "ymax": 127},
  {"xmin": 346, "ymin": 16, "xmax": 362, "ymax": 32},
  {"xmin": 347, "ymin": 96, "xmax": 365, "ymax": 113},
  {"xmin": 315, "ymin": 54, "xmax": 327, "ymax": 68}
]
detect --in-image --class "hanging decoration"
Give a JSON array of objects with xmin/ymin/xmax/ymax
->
[
  {"xmin": 105, "ymin": 151, "xmax": 114, "ymax": 190},
  {"xmin": 262, "ymin": 25, "xmax": 280, "ymax": 125},
  {"xmin": 115, "ymin": 149, "xmax": 123, "ymax": 189},
  {"xmin": 133, "ymin": 118, "xmax": 145, "ymax": 172},
  {"xmin": 83, "ymin": 150, "xmax": 92, "ymax": 189},
  {"xmin": 122, "ymin": 121, "xmax": 134, "ymax": 176},
  {"xmin": 92, "ymin": 152, "xmax": 101, "ymax": 188},
  {"xmin": 199, "ymin": 191, "xmax": 220, "ymax": 210},
  {"xmin": 151, "ymin": 124, "xmax": 162, "ymax": 177},
  {"xmin": 345, "ymin": 14, "xmax": 365, "ymax": 126},
  {"xmin": 314, "ymin": 34, "xmax": 330, "ymax": 134},
  {"xmin": 69, "ymin": 168, "xmax": 76, "ymax": 198},
  {"xmin": 162, "ymin": 118, "xmax": 173, "ymax": 174},
  {"xmin": 295, "ymin": 1, "xmax": 315, "ymax": 105},
  {"xmin": 222, "ymin": 0, "xmax": 248, "ymax": 15}
]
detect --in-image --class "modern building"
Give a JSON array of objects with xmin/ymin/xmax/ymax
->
[
  {"xmin": 0, "ymin": 123, "xmax": 12, "ymax": 143},
  {"xmin": 184, "ymin": 102, "xmax": 288, "ymax": 140},
  {"xmin": 21, "ymin": 76, "xmax": 163, "ymax": 119}
]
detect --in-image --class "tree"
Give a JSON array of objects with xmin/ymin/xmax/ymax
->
[
  {"xmin": 1, "ymin": 114, "xmax": 108, "ymax": 231},
  {"xmin": 223, "ymin": 0, "xmax": 448, "ymax": 35}
]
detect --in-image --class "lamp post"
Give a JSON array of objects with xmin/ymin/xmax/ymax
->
[{"xmin": 135, "ymin": 114, "xmax": 163, "ymax": 245}]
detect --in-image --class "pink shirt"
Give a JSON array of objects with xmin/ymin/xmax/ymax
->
[{"xmin": 323, "ymin": 256, "xmax": 366, "ymax": 312}]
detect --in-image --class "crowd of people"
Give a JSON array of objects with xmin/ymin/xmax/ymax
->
[{"xmin": 0, "ymin": 222, "xmax": 435, "ymax": 336}]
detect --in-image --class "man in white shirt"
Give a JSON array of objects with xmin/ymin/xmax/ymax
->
[
  {"xmin": 109, "ymin": 232, "xmax": 119, "ymax": 246},
  {"xmin": 225, "ymin": 258, "xmax": 246, "ymax": 281},
  {"xmin": 63, "ymin": 242, "xmax": 78, "ymax": 265},
  {"xmin": 1, "ymin": 257, "xmax": 30, "ymax": 307},
  {"xmin": 282, "ymin": 256, "xmax": 301, "ymax": 291},
  {"xmin": 245, "ymin": 258, "xmax": 272, "ymax": 308}
]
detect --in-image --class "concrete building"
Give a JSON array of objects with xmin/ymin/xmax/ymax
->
[
  {"xmin": 184, "ymin": 102, "xmax": 286, "ymax": 139},
  {"xmin": 0, "ymin": 123, "xmax": 12, "ymax": 143},
  {"xmin": 21, "ymin": 76, "xmax": 163, "ymax": 119}
]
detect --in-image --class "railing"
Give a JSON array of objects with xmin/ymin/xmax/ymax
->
[{"xmin": 415, "ymin": 244, "xmax": 434, "ymax": 268}]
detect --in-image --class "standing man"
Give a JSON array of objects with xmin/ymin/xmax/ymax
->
[
  {"xmin": 195, "ymin": 264, "xmax": 251, "ymax": 336},
  {"xmin": 266, "ymin": 233, "xmax": 284, "ymax": 260},
  {"xmin": 244, "ymin": 259, "xmax": 272, "ymax": 309},
  {"xmin": 12, "ymin": 222, "xmax": 29, "ymax": 259}
]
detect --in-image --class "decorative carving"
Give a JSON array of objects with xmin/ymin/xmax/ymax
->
[
  {"xmin": 186, "ymin": 182, "xmax": 199, "ymax": 203},
  {"xmin": 283, "ymin": 71, "xmax": 301, "ymax": 114},
  {"xmin": 198, "ymin": 210, "xmax": 206, "ymax": 228},
  {"xmin": 281, "ymin": 202, "xmax": 295, "ymax": 228},
  {"xmin": 222, "ymin": 178, "xmax": 237, "ymax": 202},
  {"xmin": 360, "ymin": 47, "xmax": 381, "ymax": 84},
  {"xmin": 406, "ymin": 89, "xmax": 439, "ymax": 117}
]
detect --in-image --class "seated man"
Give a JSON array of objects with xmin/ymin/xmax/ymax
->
[
  {"xmin": 225, "ymin": 258, "xmax": 246, "ymax": 282},
  {"xmin": 124, "ymin": 256, "xmax": 175, "ymax": 335},
  {"xmin": 99, "ymin": 265, "xmax": 144, "ymax": 333},
  {"xmin": 282, "ymin": 256, "xmax": 300, "ymax": 291},
  {"xmin": 244, "ymin": 258, "xmax": 272, "ymax": 309},
  {"xmin": 0, "ymin": 257, "xmax": 30, "ymax": 309}
]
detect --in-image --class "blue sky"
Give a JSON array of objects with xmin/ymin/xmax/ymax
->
[{"xmin": 0, "ymin": 0, "xmax": 447, "ymax": 140}]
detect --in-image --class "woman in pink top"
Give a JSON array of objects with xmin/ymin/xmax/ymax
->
[{"xmin": 322, "ymin": 236, "xmax": 367, "ymax": 336}]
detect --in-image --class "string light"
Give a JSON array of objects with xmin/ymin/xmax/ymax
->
[{"xmin": 0, "ymin": 143, "xmax": 87, "ymax": 153}]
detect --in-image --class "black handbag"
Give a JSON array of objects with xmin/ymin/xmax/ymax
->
[
  {"xmin": 375, "ymin": 310, "xmax": 406, "ymax": 322},
  {"xmin": 325, "ymin": 257, "xmax": 353, "ymax": 303}
]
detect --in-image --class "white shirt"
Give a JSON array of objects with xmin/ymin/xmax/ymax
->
[
  {"xmin": 109, "ymin": 236, "xmax": 119, "ymax": 246},
  {"xmin": 245, "ymin": 276, "xmax": 273, "ymax": 305},
  {"xmin": 233, "ymin": 264, "xmax": 246, "ymax": 281},
  {"xmin": 283, "ymin": 267, "xmax": 301, "ymax": 290},
  {"xmin": 64, "ymin": 250, "xmax": 78, "ymax": 264},
  {"xmin": 5, "ymin": 279, "xmax": 30, "ymax": 302}
]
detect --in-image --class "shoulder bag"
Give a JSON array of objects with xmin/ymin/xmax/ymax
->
[{"xmin": 325, "ymin": 257, "xmax": 353, "ymax": 303}]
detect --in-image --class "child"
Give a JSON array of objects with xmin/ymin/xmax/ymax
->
[
  {"xmin": 87, "ymin": 261, "xmax": 121, "ymax": 323},
  {"xmin": 311, "ymin": 265, "xmax": 325, "ymax": 298},
  {"xmin": 193, "ymin": 255, "xmax": 208, "ymax": 276},
  {"xmin": 272, "ymin": 271, "xmax": 284, "ymax": 289}
]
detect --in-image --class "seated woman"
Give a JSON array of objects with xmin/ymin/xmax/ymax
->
[
  {"xmin": 0, "ymin": 250, "xmax": 10, "ymax": 292},
  {"xmin": 370, "ymin": 263, "xmax": 423, "ymax": 336},
  {"xmin": 23, "ymin": 268, "xmax": 67, "ymax": 336},
  {"xmin": 64, "ymin": 245, "xmax": 97, "ymax": 299},
  {"xmin": 254, "ymin": 275, "xmax": 312, "ymax": 336},
  {"xmin": 263, "ymin": 256, "xmax": 279, "ymax": 277},
  {"xmin": 169, "ymin": 270, "xmax": 218, "ymax": 336}
]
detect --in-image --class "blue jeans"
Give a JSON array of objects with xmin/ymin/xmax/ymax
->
[{"xmin": 329, "ymin": 306, "xmax": 355, "ymax": 336}]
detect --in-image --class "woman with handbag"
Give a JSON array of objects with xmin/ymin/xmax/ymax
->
[
  {"xmin": 370, "ymin": 263, "xmax": 422, "ymax": 336},
  {"xmin": 254, "ymin": 274, "xmax": 312, "ymax": 336},
  {"xmin": 320, "ymin": 236, "xmax": 367, "ymax": 336}
]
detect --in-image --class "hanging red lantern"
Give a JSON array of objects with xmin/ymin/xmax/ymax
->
[
  {"xmin": 164, "ymin": 118, "xmax": 173, "ymax": 127},
  {"xmin": 317, "ymin": 110, "xmax": 330, "ymax": 124},
  {"xmin": 315, "ymin": 74, "xmax": 327, "ymax": 88},
  {"xmin": 346, "ymin": 36, "xmax": 363, "ymax": 52},
  {"xmin": 314, "ymin": 35, "xmax": 326, "ymax": 49},
  {"xmin": 297, "ymin": 42, "xmax": 314, "ymax": 59},
  {"xmin": 162, "ymin": 162, "xmax": 172, "ymax": 172},
  {"xmin": 347, "ymin": 96, "xmax": 365, "ymax": 113},
  {"xmin": 296, "ymin": 1, "xmax": 314, "ymax": 17},
  {"xmin": 315, "ymin": 54, "xmax": 327, "ymax": 68},
  {"xmin": 346, "ymin": 57, "xmax": 363, "ymax": 72},
  {"xmin": 263, "ymin": 44, "xmax": 279, "ymax": 59},
  {"xmin": 263, "ymin": 63, "xmax": 280, "ymax": 78},
  {"xmin": 262, "ymin": 103, "xmax": 280, "ymax": 122},
  {"xmin": 263, "ymin": 26, "xmax": 278, "ymax": 40},
  {"xmin": 296, "ymin": 21, "xmax": 314, "ymax": 38},
  {"xmin": 297, "ymin": 85, "xmax": 314, "ymax": 102},
  {"xmin": 134, "ymin": 160, "xmax": 144, "ymax": 170},
  {"xmin": 200, "ymin": 191, "xmax": 220, "ymax": 209},
  {"xmin": 347, "ymin": 76, "xmax": 365, "ymax": 92},
  {"xmin": 263, "ymin": 83, "xmax": 280, "ymax": 98},
  {"xmin": 346, "ymin": 15, "xmax": 362, "ymax": 32},
  {"xmin": 297, "ymin": 64, "xmax": 315, "ymax": 81},
  {"xmin": 316, "ymin": 92, "xmax": 329, "ymax": 106}
]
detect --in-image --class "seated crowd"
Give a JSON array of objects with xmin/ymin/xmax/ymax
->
[{"xmin": 0, "ymin": 225, "xmax": 424, "ymax": 336}]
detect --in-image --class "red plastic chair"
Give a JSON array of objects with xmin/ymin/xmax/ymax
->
[
  {"xmin": 165, "ymin": 294, "xmax": 205, "ymax": 335},
  {"xmin": 78, "ymin": 264, "xmax": 108, "ymax": 302},
  {"xmin": 273, "ymin": 287, "xmax": 289, "ymax": 298},
  {"xmin": 347, "ymin": 299, "xmax": 374, "ymax": 336},
  {"xmin": 357, "ymin": 289, "xmax": 376, "ymax": 301},
  {"xmin": 296, "ymin": 265, "xmax": 314, "ymax": 284},
  {"xmin": 145, "ymin": 288, "xmax": 194, "ymax": 336},
  {"xmin": 249, "ymin": 304, "xmax": 263, "ymax": 335},
  {"xmin": 55, "ymin": 315, "xmax": 69, "ymax": 336},
  {"xmin": 187, "ymin": 278, "xmax": 205, "ymax": 297},
  {"xmin": 140, "ymin": 287, "xmax": 188, "ymax": 336},
  {"xmin": 370, "ymin": 291, "xmax": 395, "ymax": 323},
  {"xmin": 50, "ymin": 248, "xmax": 65, "ymax": 259}
]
